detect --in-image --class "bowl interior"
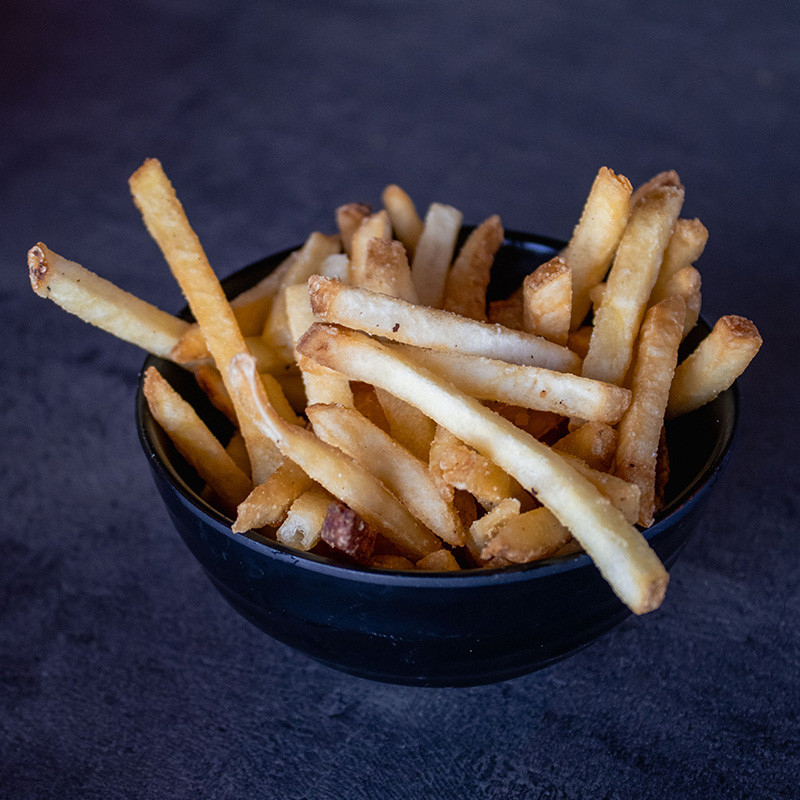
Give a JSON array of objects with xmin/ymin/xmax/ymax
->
[{"xmin": 136, "ymin": 230, "xmax": 738, "ymax": 578}]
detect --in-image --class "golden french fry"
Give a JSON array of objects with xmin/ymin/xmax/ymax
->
[
  {"xmin": 336, "ymin": 202, "xmax": 371, "ymax": 256},
  {"xmin": 481, "ymin": 507, "xmax": 573, "ymax": 564},
  {"xmin": 561, "ymin": 167, "xmax": 633, "ymax": 329},
  {"xmin": 615, "ymin": 296, "xmax": 686, "ymax": 526},
  {"xmin": 351, "ymin": 381, "xmax": 391, "ymax": 432},
  {"xmin": 442, "ymin": 215, "xmax": 504, "ymax": 321},
  {"xmin": 382, "ymin": 184, "xmax": 424, "ymax": 260},
  {"xmin": 467, "ymin": 498, "xmax": 521, "ymax": 561},
  {"xmin": 649, "ymin": 218, "xmax": 708, "ymax": 307},
  {"xmin": 360, "ymin": 237, "xmax": 419, "ymax": 302},
  {"xmin": 667, "ymin": 315, "xmax": 762, "ymax": 418},
  {"xmin": 225, "ymin": 430, "xmax": 251, "ymax": 476},
  {"xmin": 410, "ymin": 202, "xmax": 463, "ymax": 307},
  {"xmin": 128, "ymin": 158, "xmax": 282, "ymax": 483},
  {"xmin": 560, "ymin": 453, "xmax": 641, "ymax": 524},
  {"xmin": 28, "ymin": 243, "xmax": 190, "ymax": 358},
  {"xmin": 553, "ymin": 421, "xmax": 617, "ymax": 473},
  {"xmin": 416, "ymin": 549, "xmax": 461, "ymax": 571},
  {"xmin": 143, "ymin": 367, "xmax": 251, "ymax": 512},
  {"xmin": 232, "ymin": 460, "xmax": 313, "ymax": 533},
  {"xmin": 522, "ymin": 256, "xmax": 572, "ymax": 345},
  {"xmin": 349, "ymin": 210, "xmax": 392, "ymax": 286},
  {"xmin": 308, "ymin": 276, "xmax": 582, "ymax": 373},
  {"xmin": 297, "ymin": 323, "xmax": 669, "ymax": 614},
  {"xmin": 488, "ymin": 296, "xmax": 524, "ymax": 330},
  {"xmin": 193, "ymin": 364, "xmax": 237, "ymax": 423},
  {"xmin": 276, "ymin": 485, "xmax": 336, "ymax": 551},
  {"xmin": 307, "ymin": 403, "xmax": 464, "ymax": 546},
  {"xmin": 393, "ymin": 343, "xmax": 630, "ymax": 423},
  {"xmin": 630, "ymin": 170, "xmax": 683, "ymax": 208},
  {"xmin": 582, "ymin": 185, "xmax": 684, "ymax": 386},
  {"xmin": 228, "ymin": 351, "xmax": 441, "ymax": 559},
  {"xmin": 373, "ymin": 387, "xmax": 437, "ymax": 463},
  {"xmin": 662, "ymin": 266, "xmax": 702, "ymax": 338},
  {"xmin": 567, "ymin": 325, "xmax": 593, "ymax": 359}
]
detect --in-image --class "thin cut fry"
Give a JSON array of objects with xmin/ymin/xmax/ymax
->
[
  {"xmin": 649, "ymin": 218, "xmax": 708, "ymax": 307},
  {"xmin": 228, "ymin": 352, "xmax": 441, "ymax": 560},
  {"xmin": 488, "ymin": 296, "xmax": 524, "ymax": 330},
  {"xmin": 442, "ymin": 215, "xmax": 504, "ymax": 321},
  {"xmin": 336, "ymin": 202, "xmax": 371, "ymax": 256},
  {"xmin": 382, "ymin": 184, "xmax": 424, "ymax": 260},
  {"xmin": 410, "ymin": 202, "xmax": 463, "ymax": 307},
  {"xmin": 667, "ymin": 315, "xmax": 762, "ymax": 418},
  {"xmin": 297, "ymin": 323, "xmax": 669, "ymax": 614},
  {"xmin": 466, "ymin": 498, "xmax": 521, "ymax": 561},
  {"xmin": 361, "ymin": 238, "xmax": 419, "ymax": 302},
  {"xmin": 553, "ymin": 422, "xmax": 617, "ymax": 472},
  {"xmin": 416, "ymin": 549, "xmax": 461, "ymax": 571},
  {"xmin": 373, "ymin": 387, "xmax": 437, "ymax": 463},
  {"xmin": 662, "ymin": 266, "xmax": 702, "ymax": 338},
  {"xmin": 349, "ymin": 210, "xmax": 391, "ymax": 287},
  {"xmin": 308, "ymin": 276, "xmax": 582, "ymax": 373},
  {"xmin": 615, "ymin": 296, "xmax": 686, "ymax": 526},
  {"xmin": 522, "ymin": 256, "xmax": 572, "ymax": 345},
  {"xmin": 128, "ymin": 158, "xmax": 282, "ymax": 483},
  {"xmin": 277, "ymin": 486, "xmax": 336, "ymax": 551},
  {"xmin": 582, "ymin": 185, "xmax": 684, "ymax": 386},
  {"xmin": 561, "ymin": 167, "xmax": 633, "ymax": 329},
  {"xmin": 630, "ymin": 170, "xmax": 683, "ymax": 208},
  {"xmin": 143, "ymin": 367, "xmax": 251, "ymax": 513},
  {"xmin": 481, "ymin": 507, "xmax": 573, "ymax": 564},
  {"xmin": 28, "ymin": 243, "xmax": 190, "ymax": 358}
]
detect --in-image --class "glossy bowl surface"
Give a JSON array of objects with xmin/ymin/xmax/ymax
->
[{"xmin": 136, "ymin": 230, "xmax": 738, "ymax": 686}]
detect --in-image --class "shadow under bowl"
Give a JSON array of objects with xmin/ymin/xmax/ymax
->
[{"xmin": 136, "ymin": 230, "xmax": 738, "ymax": 687}]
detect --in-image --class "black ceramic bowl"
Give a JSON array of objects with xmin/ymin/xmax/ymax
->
[{"xmin": 136, "ymin": 230, "xmax": 738, "ymax": 687}]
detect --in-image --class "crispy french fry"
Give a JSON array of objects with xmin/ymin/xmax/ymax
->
[
  {"xmin": 336, "ymin": 202, "xmax": 371, "ymax": 256},
  {"xmin": 360, "ymin": 238, "xmax": 419, "ymax": 302},
  {"xmin": 615, "ymin": 296, "xmax": 686, "ymax": 526},
  {"xmin": 522, "ymin": 256, "xmax": 572, "ymax": 345},
  {"xmin": 485, "ymin": 403, "xmax": 564, "ymax": 441},
  {"xmin": 567, "ymin": 325, "xmax": 593, "ymax": 359},
  {"xmin": 560, "ymin": 453, "xmax": 641, "ymax": 524},
  {"xmin": 382, "ymin": 184, "xmax": 424, "ymax": 259},
  {"xmin": 488, "ymin": 295, "xmax": 524, "ymax": 330},
  {"xmin": 28, "ymin": 243, "xmax": 191, "ymax": 358},
  {"xmin": 277, "ymin": 485, "xmax": 336, "ymax": 551},
  {"xmin": 667, "ymin": 315, "xmax": 762, "ymax": 418},
  {"xmin": 350, "ymin": 381, "xmax": 391, "ymax": 432},
  {"xmin": 582, "ymin": 185, "xmax": 684, "ymax": 386},
  {"xmin": 661, "ymin": 266, "xmax": 702, "ymax": 339},
  {"xmin": 321, "ymin": 503, "xmax": 377, "ymax": 563},
  {"xmin": 416, "ymin": 549, "xmax": 461, "ymax": 571},
  {"xmin": 630, "ymin": 170, "xmax": 683, "ymax": 208},
  {"xmin": 467, "ymin": 498, "xmax": 521, "ymax": 561},
  {"xmin": 349, "ymin": 210, "xmax": 392, "ymax": 286},
  {"xmin": 128, "ymin": 158, "xmax": 282, "ymax": 483},
  {"xmin": 373, "ymin": 387, "xmax": 437, "ymax": 463},
  {"xmin": 649, "ymin": 218, "xmax": 708, "ymax": 307},
  {"xmin": 228, "ymin": 352, "xmax": 441, "ymax": 559},
  {"xmin": 297, "ymin": 323, "xmax": 669, "ymax": 613},
  {"xmin": 307, "ymin": 403, "xmax": 464, "ymax": 546},
  {"xmin": 561, "ymin": 167, "xmax": 633, "ymax": 330},
  {"xmin": 481, "ymin": 507, "xmax": 573, "ymax": 564},
  {"xmin": 308, "ymin": 276, "xmax": 582, "ymax": 373},
  {"xmin": 232, "ymin": 460, "xmax": 313, "ymax": 533},
  {"xmin": 225, "ymin": 430, "xmax": 251, "ymax": 476},
  {"xmin": 193, "ymin": 364, "xmax": 237, "ymax": 423},
  {"xmin": 553, "ymin": 422, "xmax": 617, "ymax": 473},
  {"xmin": 410, "ymin": 202, "xmax": 463, "ymax": 307},
  {"xmin": 442, "ymin": 215, "xmax": 504, "ymax": 321},
  {"xmin": 393, "ymin": 344, "xmax": 630, "ymax": 423},
  {"xmin": 143, "ymin": 367, "xmax": 251, "ymax": 512}
]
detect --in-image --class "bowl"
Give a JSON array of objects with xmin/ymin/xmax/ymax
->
[{"xmin": 136, "ymin": 230, "xmax": 739, "ymax": 687}]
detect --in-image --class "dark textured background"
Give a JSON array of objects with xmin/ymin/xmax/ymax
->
[{"xmin": 2, "ymin": 1, "xmax": 798, "ymax": 798}]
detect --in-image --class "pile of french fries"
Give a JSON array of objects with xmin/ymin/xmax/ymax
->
[{"xmin": 28, "ymin": 160, "xmax": 762, "ymax": 615}]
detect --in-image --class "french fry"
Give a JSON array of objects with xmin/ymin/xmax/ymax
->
[
  {"xmin": 276, "ymin": 485, "xmax": 336, "ymax": 551},
  {"xmin": 297, "ymin": 323, "xmax": 669, "ymax": 613},
  {"xmin": 142, "ymin": 367, "xmax": 251, "ymax": 513},
  {"xmin": 228, "ymin": 351, "xmax": 441, "ymax": 560},
  {"xmin": 581, "ymin": 185, "xmax": 684, "ymax": 386},
  {"xmin": 416, "ymin": 549, "xmax": 461, "ymax": 571},
  {"xmin": 553, "ymin": 422, "xmax": 617, "ymax": 473},
  {"xmin": 615, "ymin": 296, "xmax": 686, "ymax": 526},
  {"xmin": 667, "ymin": 315, "xmax": 762, "ymax": 418},
  {"xmin": 321, "ymin": 503, "xmax": 377, "ymax": 563},
  {"xmin": 410, "ymin": 202, "xmax": 463, "ymax": 307},
  {"xmin": 662, "ymin": 266, "xmax": 702, "ymax": 338},
  {"xmin": 308, "ymin": 276, "xmax": 582, "ymax": 373},
  {"xmin": 488, "ymin": 296, "xmax": 524, "ymax": 330},
  {"xmin": 225, "ymin": 430, "xmax": 251, "ymax": 476},
  {"xmin": 370, "ymin": 554, "xmax": 416, "ymax": 570},
  {"xmin": 393, "ymin": 344, "xmax": 631, "ymax": 423},
  {"xmin": 28, "ymin": 243, "xmax": 190, "ymax": 358},
  {"xmin": 349, "ymin": 210, "xmax": 392, "ymax": 286},
  {"xmin": 361, "ymin": 238, "xmax": 419, "ymax": 302},
  {"xmin": 561, "ymin": 453, "xmax": 641, "ymax": 524},
  {"xmin": 442, "ymin": 215, "xmax": 504, "ymax": 321},
  {"xmin": 649, "ymin": 218, "xmax": 708, "ymax": 307},
  {"xmin": 522, "ymin": 256, "xmax": 572, "ymax": 345},
  {"xmin": 373, "ymin": 387, "xmax": 437, "ymax": 463},
  {"xmin": 481, "ymin": 507, "xmax": 573, "ymax": 564},
  {"xmin": 630, "ymin": 170, "xmax": 683, "ymax": 208},
  {"xmin": 561, "ymin": 167, "xmax": 633, "ymax": 330},
  {"xmin": 193, "ymin": 364, "xmax": 237, "ymax": 423},
  {"xmin": 307, "ymin": 403, "xmax": 465, "ymax": 546},
  {"xmin": 262, "ymin": 232, "xmax": 342, "ymax": 362},
  {"xmin": 382, "ymin": 184, "xmax": 424, "ymax": 259},
  {"xmin": 128, "ymin": 158, "xmax": 282, "ymax": 483},
  {"xmin": 232, "ymin": 460, "xmax": 313, "ymax": 533},
  {"xmin": 336, "ymin": 202, "xmax": 371, "ymax": 256},
  {"xmin": 567, "ymin": 325, "xmax": 593, "ymax": 359},
  {"xmin": 466, "ymin": 498, "xmax": 521, "ymax": 561},
  {"xmin": 351, "ymin": 381, "xmax": 391, "ymax": 432}
]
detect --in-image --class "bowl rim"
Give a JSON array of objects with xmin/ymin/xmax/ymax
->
[{"xmin": 136, "ymin": 229, "xmax": 739, "ymax": 589}]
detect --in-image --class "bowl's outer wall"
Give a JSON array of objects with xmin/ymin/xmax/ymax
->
[{"xmin": 137, "ymin": 231, "xmax": 739, "ymax": 686}]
